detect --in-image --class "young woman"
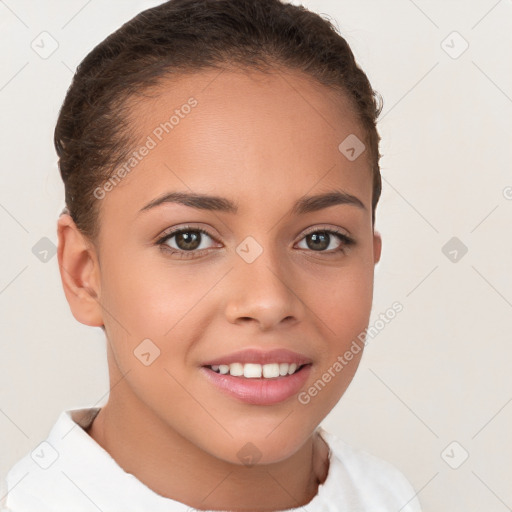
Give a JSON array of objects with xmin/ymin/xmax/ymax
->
[{"xmin": 2, "ymin": 1, "xmax": 421, "ymax": 510}]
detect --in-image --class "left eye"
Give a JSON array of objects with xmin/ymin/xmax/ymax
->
[{"xmin": 296, "ymin": 229, "xmax": 353, "ymax": 253}]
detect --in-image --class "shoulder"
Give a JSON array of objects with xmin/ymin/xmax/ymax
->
[
  {"xmin": 317, "ymin": 427, "xmax": 422, "ymax": 511},
  {"xmin": 2, "ymin": 453, "xmax": 56, "ymax": 512},
  {"xmin": 2, "ymin": 408, "xmax": 102, "ymax": 512}
]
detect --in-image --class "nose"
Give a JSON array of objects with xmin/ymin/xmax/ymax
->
[{"xmin": 224, "ymin": 244, "xmax": 304, "ymax": 331}]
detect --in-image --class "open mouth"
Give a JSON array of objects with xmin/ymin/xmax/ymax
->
[
  {"xmin": 205, "ymin": 362, "xmax": 309, "ymax": 378},
  {"xmin": 201, "ymin": 361, "xmax": 313, "ymax": 405}
]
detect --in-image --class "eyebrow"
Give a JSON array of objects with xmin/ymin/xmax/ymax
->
[{"xmin": 139, "ymin": 189, "xmax": 366, "ymax": 215}]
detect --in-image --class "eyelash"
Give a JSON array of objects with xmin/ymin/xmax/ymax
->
[{"xmin": 155, "ymin": 225, "xmax": 355, "ymax": 259}]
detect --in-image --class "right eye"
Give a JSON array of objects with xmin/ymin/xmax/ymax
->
[{"xmin": 156, "ymin": 226, "xmax": 220, "ymax": 258}]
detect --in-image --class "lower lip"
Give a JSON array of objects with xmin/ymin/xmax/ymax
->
[{"xmin": 200, "ymin": 364, "xmax": 312, "ymax": 405}]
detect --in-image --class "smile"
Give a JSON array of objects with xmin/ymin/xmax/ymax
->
[{"xmin": 200, "ymin": 349, "xmax": 313, "ymax": 405}]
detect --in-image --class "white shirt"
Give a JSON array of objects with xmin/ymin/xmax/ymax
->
[{"xmin": 1, "ymin": 407, "xmax": 422, "ymax": 511}]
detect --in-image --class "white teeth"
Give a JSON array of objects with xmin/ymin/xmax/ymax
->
[
  {"xmin": 229, "ymin": 362, "xmax": 244, "ymax": 376},
  {"xmin": 209, "ymin": 362, "xmax": 303, "ymax": 378},
  {"xmin": 279, "ymin": 363, "xmax": 289, "ymax": 376},
  {"xmin": 262, "ymin": 363, "xmax": 280, "ymax": 378},
  {"xmin": 243, "ymin": 363, "xmax": 262, "ymax": 378},
  {"xmin": 218, "ymin": 365, "xmax": 229, "ymax": 375}
]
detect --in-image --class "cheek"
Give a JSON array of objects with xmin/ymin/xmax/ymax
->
[
  {"xmin": 309, "ymin": 264, "xmax": 374, "ymax": 339},
  {"xmin": 99, "ymin": 255, "xmax": 212, "ymax": 382},
  {"xmin": 99, "ymin": 266, "xmax": 197, "ymax": 416},
  {"xmin": 101, "ymin": 252, "xmax": 192, "ymax": 334}
]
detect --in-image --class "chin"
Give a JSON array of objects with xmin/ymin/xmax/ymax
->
[{"xmin": 204, "ymin": 427, "xmax": 314, "ymax": 467}]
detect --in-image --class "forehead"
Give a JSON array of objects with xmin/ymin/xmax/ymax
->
[{"xmin": 107, "ymin": 67, "xmax": 372, "ymax": 219}]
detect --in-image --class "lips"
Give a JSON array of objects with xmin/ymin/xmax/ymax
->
[{"xmin": 200, "ymin": 348, "xmax": 313, "ymax": 405}]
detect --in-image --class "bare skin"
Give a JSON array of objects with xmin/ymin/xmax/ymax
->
[{"xmin": 57, "ymin": 67, "xmax": 381, "ymax": 510}]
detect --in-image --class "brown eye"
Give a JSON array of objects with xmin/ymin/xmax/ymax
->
[
  {"xmin": 305, "ymin": 231, "xmax": 331, "ymax": 251},
  {"xmin": 296, "ymin": 228, "xmax": 355, "ymax": 254},
  {"xmin": 157, "ymin": 227, "xmax": 217, "ymax": 255},
  {"xmin": 173, "ymin": 231, "xmax": 202, "ymax": 251}
]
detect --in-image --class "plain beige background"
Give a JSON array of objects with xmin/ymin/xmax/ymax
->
[{"xmin": 1, "ymin": 1, "xmax": 511, "ymax": 510}]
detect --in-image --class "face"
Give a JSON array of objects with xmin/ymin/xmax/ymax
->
[{"xmin": 66, "ymin": 68, "xmax": 381, "ymax": 465}]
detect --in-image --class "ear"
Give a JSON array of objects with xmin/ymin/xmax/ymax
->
[
  {"xmin": 373, "ymin": 229, "xmax": 382, "ymax": 265},
  {"xmin": 57, "ymin": 213, "xmax": 104, "ymax": 327}
]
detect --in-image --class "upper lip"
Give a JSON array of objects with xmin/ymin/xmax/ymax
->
[{"xmin": 201, "ymin": 348, "xmax": 313, "ymax": 367}]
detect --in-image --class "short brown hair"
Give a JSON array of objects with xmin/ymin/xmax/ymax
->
[{"xmin": 55, "ymin": 0, "xmax": 383, "ymax": 241}]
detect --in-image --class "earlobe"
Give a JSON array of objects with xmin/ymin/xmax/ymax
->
[
  {"xmin": 373, "ymin": 230, "xmax": 382, "ymax": 264},
  {"xmin": 57, "ymin": 213, "xmax": 104, "ymax": 327}
]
